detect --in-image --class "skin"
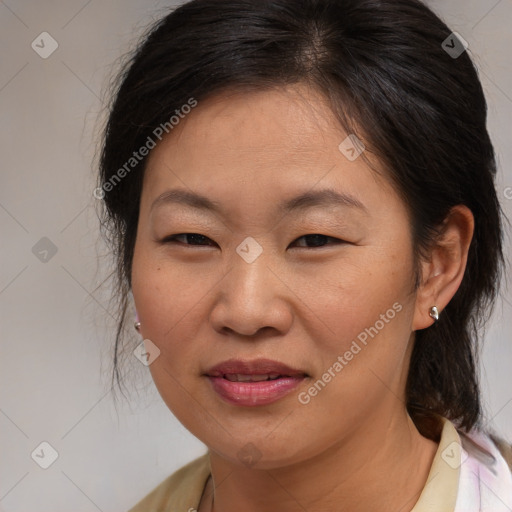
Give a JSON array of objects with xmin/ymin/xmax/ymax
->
[{"xmin": 131, "ymin": 83, "xmax": 474, "ymax": 512}]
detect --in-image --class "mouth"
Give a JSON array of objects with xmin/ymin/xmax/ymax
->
[
  {"xmin": 221, "ymin": 373, "xmax": 288, "ymax": 382},
  {"xmin": 204, "ymin": 358, "xmax": 308, "ymax": 406}
]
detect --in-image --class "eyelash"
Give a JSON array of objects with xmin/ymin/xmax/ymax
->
[{"xmin": 160, "ymin": 233, "xmax": 345, "ymax": 249}]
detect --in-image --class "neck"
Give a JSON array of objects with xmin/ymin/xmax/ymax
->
[{"xmin": 205, "ymin": 410, "xmax": 438, "ymax": 512}]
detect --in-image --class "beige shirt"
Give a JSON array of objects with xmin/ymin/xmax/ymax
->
[{"xmin": 128, "ymin": 418, "xmax": 511, "ymax": 512}]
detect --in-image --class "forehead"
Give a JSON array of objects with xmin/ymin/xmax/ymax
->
[
  {"xmin": 155, "ymin": 85, "xmax": 342, "ymax": 161},
  {"xmin": 141, "ymin": 84, "xmax": 396, "ymax": 222}
]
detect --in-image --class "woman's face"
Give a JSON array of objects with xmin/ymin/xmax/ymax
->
[{"xmin": 131, "ymin": 84, "xmax": 421, "ymax": 468}]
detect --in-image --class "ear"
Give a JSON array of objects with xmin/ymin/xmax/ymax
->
[{"xmin": 412, "ymin": 205, "xmax": 474, "ymax": 331}]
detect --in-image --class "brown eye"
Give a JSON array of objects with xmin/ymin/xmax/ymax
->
[
  {"xmin": 161, "ymin": 233, "xmax": 216, "ymax": 246},
  {"xmin": 291, "ymin": 234, "xmax": 345, "ymax": 248}
]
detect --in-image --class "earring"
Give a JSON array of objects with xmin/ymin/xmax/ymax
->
[
  {"xmin": 429, "ymin": 306, "xmax": 439, "ymax": 322},
  {"xmin": 134, "ymin": 311, "xmax": 141, "ymax": 332}
]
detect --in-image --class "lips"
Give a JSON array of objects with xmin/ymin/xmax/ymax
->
[
  {"xmin": 205, "ymin": 358, "xmax": 307, "ymax": 379},
  {"xmin": 204, "ymin": 358, "xmax": 308, "ymax": 406}
]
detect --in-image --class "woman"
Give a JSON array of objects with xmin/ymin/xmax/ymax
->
[{"xmin": 97, "ymin": 0, "xmax": 512, "ymax": 510}]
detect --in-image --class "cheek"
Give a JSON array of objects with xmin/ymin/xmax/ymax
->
[
  {"xmin": 294, "ymin": 246, "xmax": 416, "ymax": 423},
  {"xmin": 132, "ymin": 245, "xmax": 198, "ymax": 336},
  {"xmin": 131, "ymin": 250, "xmax": 207, "ymax": 420},
  {"xmin": 295, "ymin": 242, "xmax": 414, "ymax": 355},
  {"xmin": 131, "ymin": 245, "xmax": 218, "ymax": 388}
]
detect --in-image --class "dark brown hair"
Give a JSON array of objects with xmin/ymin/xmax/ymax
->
[{"xmin": 98, "ymin": 0, "xmax": 505, "ymax": 435}]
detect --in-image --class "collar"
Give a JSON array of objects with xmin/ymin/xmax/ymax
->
[{"xmin": 410, "ymin": 416, "xmax": 461, "ymax": 511}]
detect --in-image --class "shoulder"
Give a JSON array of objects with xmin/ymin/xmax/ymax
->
[
  {"xmin": 490, "ymin": 434, "xmax": 512, "ymax": 472},
  {"xmin": 432, "ymin": 414, "xmax": 512, "ymax": 474},
  {"xmin": 454, "ymin": 427, "xmax": 512, "ymax": 509},
  {"xmin": 128, "ymin": 452, "xmax": 211, "ymax": 512},
  {"xmin": 458, "ymin": 425, "xmax": 512, "ymax": 474}
]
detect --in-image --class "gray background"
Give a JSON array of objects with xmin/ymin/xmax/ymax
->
[{"xmin": 1, "ymin": 1, "xmax": 511, "ymax": 510}]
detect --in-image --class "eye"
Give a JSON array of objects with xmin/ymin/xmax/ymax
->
[
  {"xmin": 161, "ymin": 233, "xmax": 216, "ymax": 246},
  {"xmin": 160, "ymin": 233, "xmax": 345, "ymax": 249},
  {"xmin": 291, "ymin": 234, "xmax": 345, "ymax": 248}
]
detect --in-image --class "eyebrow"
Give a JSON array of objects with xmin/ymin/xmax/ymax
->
[{"xmin": 150, "ymin": 188, "xmax": 367, "ymax": 216}]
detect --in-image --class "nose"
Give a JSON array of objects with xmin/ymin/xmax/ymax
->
[{"xmin": 209, "ymin": 245, "xmax": 293, "ymax": 338}]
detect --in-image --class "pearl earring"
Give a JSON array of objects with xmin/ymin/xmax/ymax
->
[
  {"xmin": 429, "ymin": 306, "xmax": 439, "ymax": 322},
  {"xmin": 134, "ymin": 311, "xmax": 141, "ymax": 332}
]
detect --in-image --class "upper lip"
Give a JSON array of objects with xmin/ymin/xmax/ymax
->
[{"xmin": 205, "ymin": 358, "xmax": 308, "ymax": 377}]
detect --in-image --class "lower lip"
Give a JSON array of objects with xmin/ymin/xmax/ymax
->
[{"xmin": 206, "ymin": 375, "xmax": 305, "ymax": 406}]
